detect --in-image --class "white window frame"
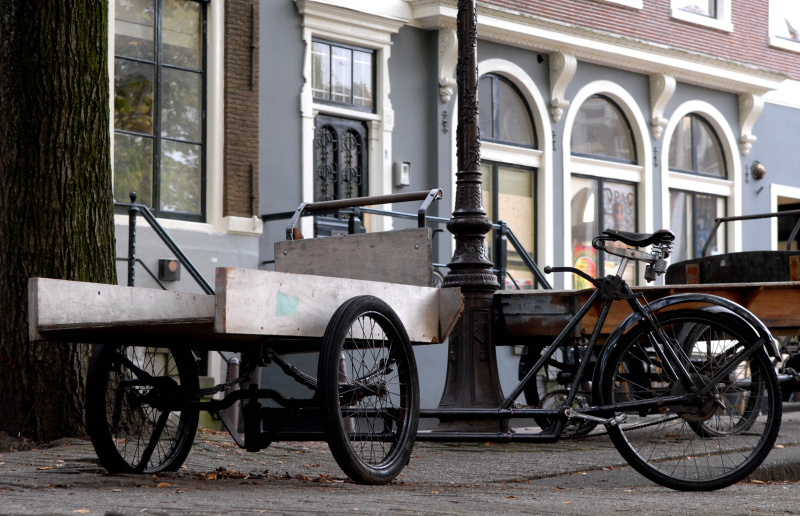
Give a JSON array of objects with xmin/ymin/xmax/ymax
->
[
  {"xmin": 769, "ymin": 0, "xmax": 800, "ymax": 54},
  {"xmin": 562, "ymin": 81, "xmax": 652, "ymax": 288},
  {"xmin": 109, "ymin": 0, "xmax": 261, "ymax": 235},
  {"xmin": 595, "ymin": 0, "xmax": 643, "ymax": 9},
  {"xmin": 476, "ymin": 59, "xmax": 553, "ymax": 274},
  {"xmin": 770, "ymin": 184, "xmax": 800, "ymax": 250},
  {"xmin": 296, "ymin": 1, "xmax": 407, "ymax": 237},
  {"xmin": 670, "ymin": 0, "xmax": 733, "ymax": 32},
  {"xmin": 661, "ymin": 101, "xmax": 741, "ymax": 256}
]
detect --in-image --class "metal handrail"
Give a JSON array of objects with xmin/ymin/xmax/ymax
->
[
  {"xmin": 261, "ymin": 191, "xmax": 552, "ymax": 290},
  {"xmin": 115, "ymin": 193, "xmax": 215, "ymax": 295},
  {"xmin": 701, "ymin": 209, "xmax": 800, "ymax": 257},
  {"xmin": 279, "ymin": 189, "xmax": 443, "ymax": 240},
  {"xmin": 114, "ymin": 257, "xmax": 167, "ymax": 290}
]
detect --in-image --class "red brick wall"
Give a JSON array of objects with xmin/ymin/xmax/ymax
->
[
  {"xmin": 224, "ymin": 1, "xmax": 260, "ymax": 218},
  {"xmin": 481, "ymin": 0, "xmax": 800, "ymax": 81}
]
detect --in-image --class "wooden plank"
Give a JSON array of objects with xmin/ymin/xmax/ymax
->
[
  {"xmin": 215, "ymin": 268, "xmax": 462, "ymax": 344},
  {"xmin": 495, "ymin": 281, "xmax": 800, "ymax": 341},
  {"xmin": 28, "ymin": 278, "xmax": 215, "ymax": 341},
  {"xmin": 274, "ymin": 228, "xmax": 433, "ymax": 287}
]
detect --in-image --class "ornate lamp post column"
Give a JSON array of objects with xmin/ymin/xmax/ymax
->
[{"xmin": 438, "ymin": 0, "xmax": 505, "ymax": 424}]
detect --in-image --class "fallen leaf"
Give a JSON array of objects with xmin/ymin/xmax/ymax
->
[
  {"xmin": 565, "ymin": 501, "xmax": 573, "ymax": 504},
  {"xmin": 750, "ymin": 479, "xmax": 765, "ymax": 484},
  {"xmin": 156, "ymin": 483, "xmax": 171, "ymax": 488},
  {"xmin": 72, "ymin": 511, "xmax": 91, "ymax": 514},
  {"xmin": 37, "ymin": 467, "xmax": 53, "ymax": 471}
]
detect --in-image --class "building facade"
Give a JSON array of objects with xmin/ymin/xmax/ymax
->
[{"xmin": 110, "ymin": 0, "xmax": 800, "ymax": 405}]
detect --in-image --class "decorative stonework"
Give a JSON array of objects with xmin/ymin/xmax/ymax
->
[
  {"xmin": 438, "ymin": 28, "xmax": 458, "ymax": 103},
  {"xmin": 549, "ymin": 52, "xmax": 576, "ymax": 123},
  {"xmin": 649, "ymin": 73, "xmax": 675, "ymax": 140},
  {"xmin": 739, "ymin": 93, "xmax": 764, "ymax": 156}
]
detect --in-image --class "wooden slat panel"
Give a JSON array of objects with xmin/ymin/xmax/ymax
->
[
  {"xmin": 28, "ymin": 278, "xmax": 214, "ymax": 341},
  {"xmin": 274, "ymin": 228, "xmax": 433, "ymax": 286},
  {"xmin": 215, "ymin": 268, "xmax": 462, "ymax": 344}
]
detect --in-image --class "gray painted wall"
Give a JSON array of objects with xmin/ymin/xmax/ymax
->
[{"xmin": 259, "ymin": 1, "xmax": 305, "ymax": 267}]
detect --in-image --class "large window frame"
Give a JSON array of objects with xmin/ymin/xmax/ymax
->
[
  {"xmin": 668, "ymin": 113, "xmax": 727, "ymax": 179},
  {"xmin": 113, "ymin": 0, "xmax": 208, "ymax": 222},
  {"xmin": 311, "ymin": 39, "xmax": 376, "ymax": 113},
  {"xmin": 570, "ymin": 94, "xmax": 637, "ymax": 165},
  {"xmin": 669, "ymin": 189, "xmax": 727, "ymax": 260}
]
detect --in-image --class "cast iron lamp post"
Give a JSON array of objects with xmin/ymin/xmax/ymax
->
[{"xmin": 438, "ymin": 0, "xmax": 506, "ymax": 425}]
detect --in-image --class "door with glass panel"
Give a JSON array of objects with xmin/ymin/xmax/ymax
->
[
  {"xmin": 481, "ymin": 162, "xmax": 536, "ymax": 289},
  {"xmin": 571, "ymin": 176, "xmax": 637, "ymax": 288}
]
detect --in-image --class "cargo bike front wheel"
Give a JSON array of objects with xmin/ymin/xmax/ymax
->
[
  {"xmin": 85, "ymin": 345, "xmax": 199, "ymax": 474},
  {"xmin": 318, "ymin": 296, "xmax": 420, "ymax": 485}
]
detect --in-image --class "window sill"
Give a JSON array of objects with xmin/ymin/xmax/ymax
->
[
  {"xmin": 114, "ymin": 214, "xmax": 263, "ymax": 236},
  {"xmin": 670, "ymin": 7, "xmax": 733, "ymax": 32},
  {"xmin": 594, "ymin": 0, "xmax": 642, "ymax": 9},
  {"xmin": 769, "ymin": 35, "xmax": 800, "ymax": 54}
]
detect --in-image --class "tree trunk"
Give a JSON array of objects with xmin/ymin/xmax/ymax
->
[{"xmin": 0, "ymin": 1, "xmax": 115, "ymax": 441}]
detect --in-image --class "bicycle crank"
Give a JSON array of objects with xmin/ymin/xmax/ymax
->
[{"xmin": 563, "ymin": 408, "xmax": 627, "ymax": 427}]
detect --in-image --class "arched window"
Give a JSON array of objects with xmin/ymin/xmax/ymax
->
[
  {"xmin": 668, "ymin": 114, "xmax": 726, "ymax": 178},
  {"xmin": 668, "ymin": 114, "xmax": 728, "ymax": 260},
  {"xmin": 569, "ymin": 95, "xmax": 639, "ymax": 288},
  {"xmin": 478, "ymin": 74, "xmax": 538, "ymax": 289},
  {"xmin": 571, "ymin": 95, "xmax": 636, "ymax": 163},
  {"xmin": 479, "ymin": 74, "xmax": 536, "ymax": 147}
]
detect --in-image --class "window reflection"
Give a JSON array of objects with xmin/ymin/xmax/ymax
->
[
  {"xmin": 669, "ymin": 190, "xmax": 725, "ymax": 260},
  {"xmin": 113, "ymin": 0, "xmax": 206, "ymax": 219},
  {"xmin": 478, "ymin": 74, "xmax": 536, "ymax": 147},
  {"xmin": 571, "ymin": 176, "xmax": 637, "ymax": 288},
  {"xmin": 312, "ymin": 40, "xmax": 373, "ymax": 109},
  {"xmin": 668, "ymin": 114, "xmax": 726, "ymax": 178},
  {"xmin": 571, "ymin": 96, "xmax": 635, "ymax": 162}
]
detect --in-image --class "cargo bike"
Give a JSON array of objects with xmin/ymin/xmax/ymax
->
[{"xmin": 28, "ymin": 191, "xmax": 782, "ymax": 492}]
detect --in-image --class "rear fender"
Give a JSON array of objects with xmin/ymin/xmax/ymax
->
[{"xmin": 600, "ymin": 293, "xmax": 779, "ymax": 360}]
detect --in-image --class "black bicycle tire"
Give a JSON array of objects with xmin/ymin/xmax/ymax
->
[
  {"xmin": 519, "ymin": 345, "xmax": 598, "ymax": 436},
  {"xmin": 597, "ymin": 309, "xmax": 781, "ymax": 491},
  {"xmin": 318, "ymin": 295, "xmax": 420, "ymax": 485},
  {"xmin": 85, "ymin": 344, "xmax": 199, "ymax": 474}
]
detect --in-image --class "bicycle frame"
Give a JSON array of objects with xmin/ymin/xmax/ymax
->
[{"xmin": 417, "ymin": 252, "xmax": 779, "ymax": 443}]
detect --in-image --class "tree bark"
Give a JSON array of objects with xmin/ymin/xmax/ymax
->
[{"xmin": 0, "ymin": 1, "xmax": 115, "ymax": 441}]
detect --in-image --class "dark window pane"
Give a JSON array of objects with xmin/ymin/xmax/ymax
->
[
  {"xmin": 162, "ymin": 0, "xmax": 202, "ymax": 69},
  {"xmin": 114, "ymin": 133, "xmax": 153, "ymax": 206},
  {"xmin": 668, "ymin": 116, "xmax": 693, "ymax": 171},
  {"xmin": 115, "ymin": 59, "xmax": 154, "ymax": 134},
  {"xmin": 115, "ymin": 0, "xmax": 155, "ymax": 60},
  {"xmin": 497, "ymin": 80, "xmax": 534, "ymax": 146},
  {"xmin": 479, "ymin": 76, "xmax": 494, "ymax": 139},
  {"xmin": 694, "ymin": 118, "xmax": 725, "ymax": 177},
  {"xmin": 340, "ymin": 129, "xmax": 363, "ymax": 199},
  {"xmin": 571, "ymin": 96, "xmax": 634, "ymax": 161},
  {"xmin": 160, "ymin": 140, "xmax": 201, "ymax": 214},
  {"xmin": 161, "ymin": 68, "xmax": 202, "ymax": 141}
]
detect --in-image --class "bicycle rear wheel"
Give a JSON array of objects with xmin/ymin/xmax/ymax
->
[
  {"xmin": 318, "ymin": 296, "xmax": 419, "ymax": 485},
  {"xmin": 597, "ymin": 310, "xmax": 781, "ymax": 491},
  {"xmin": 85, "ymin": 345, "xmax": 199, "ymax": 474}
]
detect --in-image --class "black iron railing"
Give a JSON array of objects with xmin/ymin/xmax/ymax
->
[
  {"xmin": 701, "ymin": 209, "xmax": 800, "ymax": 257},
  {"xmin": 261, "ymin": 189, "xmax": 551, "ymax": 290},
  {"xmin": 115, "ymin": 193, "xmax": 215, "ymax": 295}
]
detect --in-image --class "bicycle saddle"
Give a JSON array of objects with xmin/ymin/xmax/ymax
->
[{"xmin": 601, "ymin": 229, "xmax": 675, "ymax": 247}]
